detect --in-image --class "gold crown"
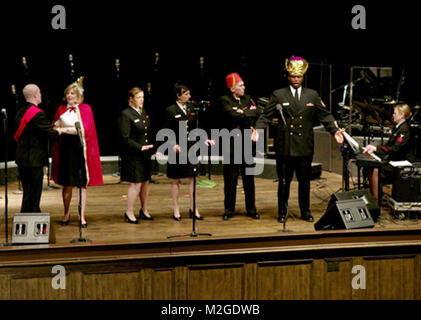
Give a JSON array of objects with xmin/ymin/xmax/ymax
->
[
  {"xmin": 285, "ymin": 57, "xmax": 308, "ymax": 76},
  {"xmin": 73, "ymin": 76, "xmax": 85, "ymax": 95}
]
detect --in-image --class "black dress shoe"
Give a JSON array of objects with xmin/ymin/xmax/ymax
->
[
  {"xmin": 189, "ymin": 209, "xmax": 204, "ymax": 220},
  {"xmin": 247, "ymin": 212, "xmax": 260, "ymax": 219},
  {"xmin": 139, "ymin": 209, "xmax": 154, "ymax": 220},
  {"xmin": 60, "ymin": 214, "xmax": 70, "ymax": 226},
  {"xmin": 223, "ymin": 210, "xmax": 233, "ymax": 220},
  {"xmin": 301, "ymin": 212, "xmax": 314, "ymax": 222},
  {"xmin": 278, "ymin": 215, "xmax": 286, "ymax": 223},
  {"xmin": 60, "ymin": 220, "xmax": 70, "ymax": 226},
  {"xmin": 124, "ymin": 213, "xmax": 139, "ymax": 224}
]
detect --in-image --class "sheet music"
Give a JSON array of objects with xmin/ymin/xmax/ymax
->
[
  {"xmin": 343, "ymin": 131, "xmax": 382, "ymax": 162},
  {"xmin": 342, "ymin": 131, "xmax": 359, "ymax": 152}
]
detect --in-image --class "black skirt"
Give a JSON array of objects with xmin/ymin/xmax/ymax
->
[
  {"xmin": 166, "ymin": 151, "xmax": 197, "ymax": 179},
  {"xmin": 57, "ymin": 134, "xmax": 87, "ymax": 187},
  {"xmin": 120, "ymin": 152, "xmax": 151, "ymax": 183}
]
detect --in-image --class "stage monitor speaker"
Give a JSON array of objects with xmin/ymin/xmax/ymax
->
[
  {"xmin": 315, "ymin": 197, "xmax": 375, "ymax": 231},
  {"xmin": 12, "ymin": 213, "xmax": 55, "ymax": 245},
  {"xmin": 392, "ymin": 166, "xmax": 421, "ymax": 202},
  {"xmin": 329, "ymin": 189, "xmax": 380, "ymax": 222}
]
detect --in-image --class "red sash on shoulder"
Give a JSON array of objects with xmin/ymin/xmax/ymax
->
[{"xmin": 14, "ymin": 106, "xmax": 42, "ymax": 142}]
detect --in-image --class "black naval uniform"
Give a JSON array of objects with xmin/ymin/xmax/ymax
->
[
  {"xmin": 256, "ymin": 86, "xmax": 339, "ymax": 221},
  {"xmin": 118, "ymin": 106, "xmax": 154, "ymax": 183},
  {"xmin": 375, "ymin": 121, "xmax": 414, "ymax": 179},
  {"xmin": 163, "ymin": 102, "xmax": 198, "ymax": 179},
  {"xmin": 218, "ymin": 94, "xmax": 260, "ymax": 219},
  {"xmin": 15, "ymin": 103, "xmax": 59, "ymax": 212}
]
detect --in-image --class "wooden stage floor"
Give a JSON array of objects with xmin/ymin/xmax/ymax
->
[{"xmin": 1, "ymin": 171, "xmax": 420, "ymax": 247}]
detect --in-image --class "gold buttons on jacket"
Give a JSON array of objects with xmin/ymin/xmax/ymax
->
[{"xmin": 290, "ymin": 132, "xmax": 293, "ymax": 136}]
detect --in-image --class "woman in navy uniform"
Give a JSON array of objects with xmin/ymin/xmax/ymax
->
[
  {"xmin": 163, "ymin": 83, "xmax": 213, "ymax": 221},
  {"xmin": 119, "ymin": 87, "xmax": 155, "ymax": 224},
  {"xmin": 364, "ymin": 104, "xmax": 415, "ymax": 201}
]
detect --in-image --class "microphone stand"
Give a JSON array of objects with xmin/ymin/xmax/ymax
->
[
  {"xmin": 12, "ymin": 85, "xmax": 23, "ymax": 195},
  {"xmin": 167, "ymin": 108, "xmax": 212, "ymax": 239},
  {"xmin": 276, "ymin": 104, "xmax": 295, "ymax": 233},
  {"xmin": 1, "ymin": 111, "xmax": 11, "ymax": 246},
  {"xmin": 71, "ymin": 123, "xmax": 91, "ymax": 243},
  {"xmin": 113, "ymin": 58, "xmax": 122, "ymax": 183},
  {"xmin": 193, "ymin": 102, "xmax": 215, "ymax": 187},
  {"xmin": 167, "ymin": 167, "xmax": 212, "ymax": 239}
]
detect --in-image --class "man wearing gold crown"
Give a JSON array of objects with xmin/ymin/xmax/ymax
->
[{"xmin": 256, "ymin": 56, "xmax": 344, "ymax": 223}]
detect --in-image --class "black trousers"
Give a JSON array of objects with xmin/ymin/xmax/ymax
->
[
  {"xmin": 18, "ymin": 165, "xmax": 44, "ymax": 213},
  {"xmin": 276, "ymin": 155, "xmax": 312, "ymax": 216},
  {"xmin": 223, "ymin": 163, "xmax": 256, "ymax": 214}
]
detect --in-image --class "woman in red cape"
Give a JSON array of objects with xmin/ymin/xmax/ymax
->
[{"xmin": 51, "ymin": 77, "xmax": 103, "ymax": 227}]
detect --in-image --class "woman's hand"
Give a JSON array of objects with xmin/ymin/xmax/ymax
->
[
  {"xmin": 141, "ymin": 144, "xmax": 154, "ymax": 151},
  {"xmin": 363, "ymin": 144, "xmax": 377, "ymax": 154},
  {"xmin": 173, "ymin": 144, "xmax": 181, "ymax": 153},
  {"xmin": 205, "ymin": 139, "xmax": 215, "ymax": 146}
]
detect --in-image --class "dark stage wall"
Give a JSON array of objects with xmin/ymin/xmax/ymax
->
[{"xmin": 0, "ymin": 1, "xmax": 419, "ymax": 161}]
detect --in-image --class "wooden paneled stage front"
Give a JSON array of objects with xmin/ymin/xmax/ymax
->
[{"xmin": 1, "ymin": 172, "xmax": 421, "ymax": 300}]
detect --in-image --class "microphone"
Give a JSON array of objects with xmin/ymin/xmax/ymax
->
[
  {"xmin": 74, "ymin": 121, "xmax": 84, "ymax": 147},
  {"xmin": 276, "ymin": 104, "xmax": 287, "ymax": 126},
  {"xmin": 1, "ymin": 108, "xmax": 7, "ymax": 119}
]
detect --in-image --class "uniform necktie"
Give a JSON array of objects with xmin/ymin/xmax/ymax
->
[{"xmin": 294, "ymin": 89, "xmax": 299, "ymax": 103}]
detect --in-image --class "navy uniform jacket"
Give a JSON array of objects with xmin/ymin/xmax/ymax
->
[
  {"xmin": 256, "ymin": 87, "xmax": 338, "ymax": 157},
  {"xmin": 119, "ymin": 107, "xmax": 154, "ymax": 157},
  {"xmin": 376, "ymin": 121, "xmax": 414, "ymax": 161},
  {"xmin": 217, "ymin": 94, "xmax": 260, "ymax": 131},
  {"xmin": 162, "ymin": 103, "xmax": 198, "ymax": 146},
  {"xmin": 15, "ymin": 103, "xmax": 58, "ymax": 167}
]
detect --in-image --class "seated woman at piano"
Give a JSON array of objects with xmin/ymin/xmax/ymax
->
[{"xmin": 363, "ymin": 104, "xmax": 415, "ymax": 201}]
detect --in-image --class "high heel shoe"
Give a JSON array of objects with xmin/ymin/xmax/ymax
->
[
  {"xmin": 189, "ymin": 209, "xmax": 204, "ymax": 220},
  {"xmin": 81, "ymin": 223, "xmax": 88, "ymax": 228},
  {"xmin": 60, "ymin": 214, "xmax": 70, "ymax": 226},
  {"xmin": 139, "ymin": 209, "xmax": 154, "ymax": 221},
  {"xmin": 173, "ymin": 213, "xmax": 182, "ymax": 221},
  {"xmin": 124, "ymin": 212, "xmax": 139, "ymax": 224},
  {"xmin": 60, "ymin": 220, "xmax": 70, "ymax": 226}
]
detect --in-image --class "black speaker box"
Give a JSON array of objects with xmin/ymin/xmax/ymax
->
[
  {"xmin": 330, "ymin": 189, "xmax": 380, "ymax": 222},
  {"xmin": 315, "ymin": 191, "xmax": 376, "ymax": 231},
  {"xmin": 392, "ymin": 167, "xmax": 421, "ymax": 202}
]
